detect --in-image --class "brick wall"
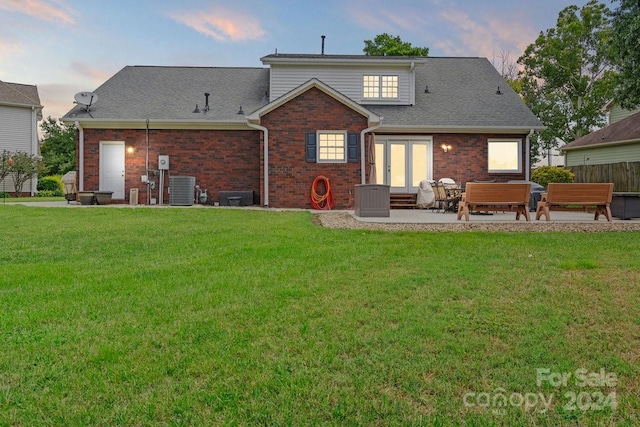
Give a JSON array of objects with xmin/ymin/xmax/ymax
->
[
  {"xmin": 77, "ymin": 102, "xmax": 528, "ymax": 208},
  {"xmin": 260, "ymin": 87, "xmax": 369, "ymax": 208},
  {"xmin": 81, "ymin": 128, "xmax": 260, "ymax": 204},
  {"xmin": 432, "ymin": 133, "xmax": 528, "ymax": 184},
  {"xmin": 371, "ymin": 133, "xmax": 528, "ymax": 185}
]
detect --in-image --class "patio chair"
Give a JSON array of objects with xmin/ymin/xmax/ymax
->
[{"xmin": 433, "ymin": 181, "xmax": 458, "ymax": 213}]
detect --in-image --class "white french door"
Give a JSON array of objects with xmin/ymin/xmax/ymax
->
[{"xmin": 375, "ymin": 138, "xmax": 432, "ymax": 193}]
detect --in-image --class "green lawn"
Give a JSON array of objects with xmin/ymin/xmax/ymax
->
[
  {"xmin": 1, "ymin": 196, "xmax": 66, "ymax": 203},
  {"xmin": 1, "ymin": 205, "xmax": 638, "ymax": 426}
]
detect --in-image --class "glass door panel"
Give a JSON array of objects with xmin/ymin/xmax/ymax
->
[
  {"xmin": 412, "ymin": 144, "xmax": 428, "ymax": 188},
  {"xmin": 389, "ymin": 143, "xmax": 406, "ymax": 190}
]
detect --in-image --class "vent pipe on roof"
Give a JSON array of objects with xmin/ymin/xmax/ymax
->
[
  {"xmin": 321, "ymin": 35, "xmax": 326, "ymax": 55},
  {"xmin": 204, "ymin": 93, "xmax": 210, "ymax": 112}
]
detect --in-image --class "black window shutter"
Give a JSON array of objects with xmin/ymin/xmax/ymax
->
[
  {"xmin": 347, "ymin": 133, "xmax": 358, "ymax": 162},
  {"xmin": 305, "ymin": 132, "xmax": 317, "ymax": 162}
]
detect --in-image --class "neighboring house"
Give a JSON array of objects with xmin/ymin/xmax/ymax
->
[
  {"xmin": 62, "ymin": 53, "xmax": 543, "ymax": 208},
  {"xmin": 0, "ymin": 80, "xmax": 42, "ymax": 195},
  {"xmin": 562, "ymin": 111, "xmax": 640, "ymax": 191},
  {"xmin": 534, "ymin": 146, "xmax": 564, "ymax": 168},
  {"xmin": 605, "ymin": 100, "xmax": 640, "ymax": 125}
]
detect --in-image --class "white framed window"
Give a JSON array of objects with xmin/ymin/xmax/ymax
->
[
  {"xmin": 363, "ymin": 75, "xmax": 379, "ymax": 98},
  {"xmin": 317, "ymin": 131, "xmax": 346, "ymax": 163},
  {"xmin": 381, "ymin": 75, "xmax": 398, "ymax": 98},
  {"xmin": 363, "ymin": 75, "xmax": 398, "ymax": 99},
  {"xmin": 487, "ymin": 139, "xmax": 522, "ymax": 173}
]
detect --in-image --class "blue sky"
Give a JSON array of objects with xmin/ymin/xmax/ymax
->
[{"xmin": 0, "ymin": 0, "xmax": 590, "ymax": 119}]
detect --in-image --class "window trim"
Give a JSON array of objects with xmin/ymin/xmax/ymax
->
[
  {"xmin": 362, "ymin": 74, "xmax": 399, "ymax": 100},
  {"xmin": 316, "ymin": 130, "xmax": 347, "ymax": 163},
  {"xmin": 487, "ymin": 138, "xmax": 523, "ymax": 173}
]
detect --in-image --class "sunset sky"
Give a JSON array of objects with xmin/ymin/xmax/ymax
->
[{"xmin": 0, "ymin": 0, "xmax": 591, "ymax": 119}]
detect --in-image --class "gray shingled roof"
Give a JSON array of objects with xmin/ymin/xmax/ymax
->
[
  {"xmin": 261, "ymin": 53, "xmax": 427, "ymax": 63},
  {"xmin": 371, "ymin": 57, "xmax": 542, "ymax": 129},
  {"xmin": 63, "ymin": 66, "xmax": 270, "ymax": 122},
  {"xmin": 62, "ymin": 57, "xmax": 542, "ymax": 130},
  {"xmin": 562, "ymin": 111, "xmax": 640, "ymax": 150},
  {"xmin": 0, "ymin": 81, "xmax": 42, "ymax": 107}
]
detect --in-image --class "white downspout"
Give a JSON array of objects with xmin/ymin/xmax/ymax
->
[
  {"xmin": 145, "ymin": 119, "xmax": 149, "ymax": 175},
  {"xmin": 525, "ymin": 128, "xmax": 534, "ymax": 181},
  {"xmin": 75, "ymin": 121, "xmax": 84, "ymax": 191},
  {"xmin": 247, "ymin": 122, "xmax": 269, "ymax": 206},
  {"xmin": 31, "ymin": 106, "xmax": 38, "ymax": 196},
  {"xmin": 360, "ymin": 123, "xmax": 382, "ymax": 184}
]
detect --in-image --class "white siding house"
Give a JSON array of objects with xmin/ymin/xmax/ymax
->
[
  {"xmin": 262, "ymin": 54, "xmax": 420, "ymax": 105},
  {"xmin": 0, "ymin": 81, "xmax": 42, "ymax": 195}
]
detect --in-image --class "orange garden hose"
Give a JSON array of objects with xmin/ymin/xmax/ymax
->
[{"xmin": 311, "ymin": 175, "xmax": 334, "ymax": 210}]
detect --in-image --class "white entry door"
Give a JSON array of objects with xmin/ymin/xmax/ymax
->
[
  {"xmin": 375, "ymin": 138, "xmax": 432, "ymax": 193},
  {"xmin": 99, "ymin": 141, "xmax": 125, "ymax": 199}
]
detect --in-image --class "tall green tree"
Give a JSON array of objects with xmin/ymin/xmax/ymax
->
[
  {"xmin": 39, "ymin": 116, "xmax": 76, "ymax": 176},
  {"xmin": 363, "ymin": 33, "xmax": 429, "ymax": 56},
  {"xmin": 517, "ymin": 0, "xmax": 616, "ymax": 162},
  {"xmin": 609, "ymin": 0, "xmax": 640, "ymax": 109}
]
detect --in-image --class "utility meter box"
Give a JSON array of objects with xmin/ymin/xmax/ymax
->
[{"xmin": 158, "ymin": 155, "xmax": 170, "ymax": 170}]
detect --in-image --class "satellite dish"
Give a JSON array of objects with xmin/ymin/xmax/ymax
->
[{"xmin": 74, "ymin": 91, "xmax": 98, "ymax": 110}]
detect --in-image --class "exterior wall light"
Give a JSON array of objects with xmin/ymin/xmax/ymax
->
[
  {"xmin": 441, "ymin": 144, "xmax": 452, "ymax": 153},
  {"xmin": 127, "ymin": 146, "xmax": 135, "ymax": 154}
]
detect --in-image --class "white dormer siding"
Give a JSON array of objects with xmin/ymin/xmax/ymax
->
[{"xmin": 261, "ymin": 55, "xmax": 424, "ymax": 106}]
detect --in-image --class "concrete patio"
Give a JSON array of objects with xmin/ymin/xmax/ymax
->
[{"xmin": 348, "ymin": 209, "xmax": 638, "ymax": 224}]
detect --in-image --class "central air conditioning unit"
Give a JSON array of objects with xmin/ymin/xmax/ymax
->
[{"xmin": 169, "ymin": 176, "xmax": 195, "ymax": 206}]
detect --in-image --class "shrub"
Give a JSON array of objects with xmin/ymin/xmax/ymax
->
[
  {"xmin": 8, "ymin": 151, "xmax": 42, "ymax": 197},
  {"xmin": 0, "ymin": 192, "xmax": 10, "ymax": 198},
  {"xmin": 37, "ymin": 190, "xmax": 64, "ymax": 197},
  {"xmin": 531, "ymin": 166, "xmax": 575, "ymax": 188},
  {"xmin": 38, "ymin": 175, "xmax": 64, "ymax": 192}
]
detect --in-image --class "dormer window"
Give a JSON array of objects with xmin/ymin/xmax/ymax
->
[{"xmin": 363, "ymin": 75, "xmax": 398, "ymax": 99}]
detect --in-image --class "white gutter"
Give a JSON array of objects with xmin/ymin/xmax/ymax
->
[
  {"xmin": 525, "ymin": 128, "xmax": 534, "ymax": 181},
  {"xmin": 61, "ymin": 118, "xmax": 251, "ymax": 130},
  {"xmin": 360, "ymin": 123, "xmax": 382, "ymax": 185},
  {"xmin": 75, "ymin": 121, "xmax": 84, "ymax": 191},
  {"xmin": 247, "ymin": 122, "xmax": 269, "ymax": 206}
]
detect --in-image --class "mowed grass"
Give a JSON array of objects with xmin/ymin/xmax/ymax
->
[
  {"xmin": 0, "ymin": 205, "xmax": 639, "ymax": 426},
  {"xmin": 1, "ymin": 196, "xmax": 66, "ymax": 203}
]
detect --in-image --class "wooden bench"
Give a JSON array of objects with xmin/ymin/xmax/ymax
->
[
  {"xmin": 457, "ymin": 182, "xmax": 531, "ymax": 221},
  {"xmin": 535, "ymin": 183, "xmax": 613, "ymax": 222}
]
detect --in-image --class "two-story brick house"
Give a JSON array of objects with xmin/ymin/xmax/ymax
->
[{"xmin": 62, "ymin": 53, "xmax": 542, "ymax": 208}]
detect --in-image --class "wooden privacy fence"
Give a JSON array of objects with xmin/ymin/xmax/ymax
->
[{"xmin": 568, "ymin": 162, "xmax": 640, "ymax": 192}]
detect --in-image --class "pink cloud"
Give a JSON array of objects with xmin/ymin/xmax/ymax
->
[
  {"xmin": 0, "ymin": 0, "xmax": 77, "ymax": 25},
  {"xmin": 435, "ymin": 8, "xmax": 536, "ymax": 60},
  {"xmin": 38, "ymin": 83, "xmax": 82, "ymax": 119},
  {"xmin": 168, "ymin": 6, "xmax": 266, "ymax": 42},
  {"xmin": 345, "ymin": 0, "xmax": 537, "ymax": 62},
  {"xmin": 346, "ymin": 0, "xmax": 428, "ymax": 34},
  {"xmin": 70, "ymin": 62, "xmax": 115, "ymax": 85},
  {"xmin": 0, "ymin": 38, "xmax": 22, "ymax": 59}
]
